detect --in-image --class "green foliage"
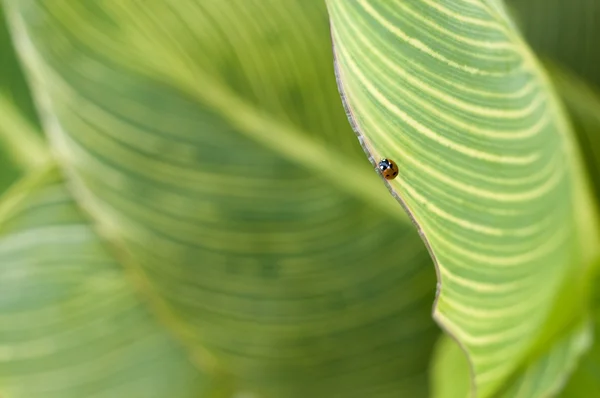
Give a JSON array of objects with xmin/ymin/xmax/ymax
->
[
  {"xmin": 0, "ymin": 166, "xmax": 208, "ymax": 398},
  {"xmin": 0, "ymin": 4, "xmax": 44, "ymax": 192},
  {"xmin": 2, "ymin": 1, "xmax": 439, "ymax": 397},
  {"xmin": 0, "ymin": 1, "xmax": 599, "ymax": 398},
  {"xmin": 328, "ymin": 1, "xmax": 599, "ymax": 396}
]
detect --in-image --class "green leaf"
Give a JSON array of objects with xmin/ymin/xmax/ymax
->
[
  {"xmin": 432, "ymin": 320, "xmax": 592, "ymax": 398},
  {"xmin": 430, "ymin": 335, "xmax": 471, "ymax": 398},
  {"xmin": 560, "ymin": 343, "xmax": 600, "ymax": 397},
  {"xmin": 0, "ymin": 7, "xmax": 47, "ymax": 193},
  {"xmin": 4, "ymin": 1, "xmax": 440, "ymax": 396},
  {"xmin": 431, "ymin": 268, "xmax": 594, "ymax": 398},
  {"xmin": 0, "ymin": 95, "xmax": 31, "ymax": 191},
  {"xmin": 0, "ymin": 165, "xmax": 209, "ymax": 398},
  {"xmin": 507, "ymin": 0, "xmax": 600, "ymax": 91},
  {"xmin": 327, "ymin": 0, "xmax": 599, "ymax": 396},
  {"xmin": 495, "ymin": 319, "xmax": 591, "ymax": 398},
  {"xmin": 0, "ymin": 4, "xmax": 40, "ymax": 128},
  {"xmin": 543, "ymin": 62, "xmax": 600, "ymax": 209},
  {"xmin": 560, "ymin": 300, "xmax": 600, "ymax": 396},
  {"xmin": 0, "ymin": 94, "xmax": 49, "ymax": 171},
  {"xmin": 518, "ymin": 13, "xmax": 600, "ymax": 396},
  {"xmin": 507, "ymin": 0, "xmax": 600, "ymax": 209}
]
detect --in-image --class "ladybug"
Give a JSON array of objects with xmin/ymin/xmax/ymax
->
[{"xmin": 378, "ymin": 158, "xmax": 398, "ymax": 180}]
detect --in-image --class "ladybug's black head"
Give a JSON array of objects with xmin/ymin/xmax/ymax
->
[{"xmin": 378, "ymin": 159, "xmax": 392, "ymax": 171}]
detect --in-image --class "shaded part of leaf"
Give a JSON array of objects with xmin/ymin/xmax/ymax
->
[
  {"xmin": 560, "ymin": 261, "xmax": 600, "ymax": 397},
  {"xmin": 0, "ymin": 129, "xmax": 22, "ymax": 193},
  {"xmin": 560, "ymin": 343, "xmax": 600, "ymax": 398},
  {"xmin": 0, "ymin": 166, "xmax": 212, "ymax": 398},
  {"xmin": 507, "ymin": 0, "xmax": 600, "ymax": 91},
  {"xmin": 544, "ymin": 62, "xmax": 600, "ymax": 215},
  {"xmin": 0, "ymin": 4, "xmax": 40, "ymax": 129},
  {"xmin": 0, "ymin": 4, "xmax": 48, "ymax": 194}
]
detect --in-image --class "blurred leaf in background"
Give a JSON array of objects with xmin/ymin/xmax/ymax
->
[
  {"xmin": 507, "ymin": 0, "xmax": 600, "ymax": 88},
  {"xmin": 507, "ymin": 0, "xmax": 600, "ymax": 198},
  {"xmin": 0, "ymin": 165, "xmax": 212, "ymax": 398},
  {"xmin": 0, "ymin": 5, "xmax": 40, "ymax": 125},
  {"xmin": 0, "ymin": 4, "xmax": 46, "ymax": 193}
]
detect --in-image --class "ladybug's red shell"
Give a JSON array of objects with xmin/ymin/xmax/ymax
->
[{"xmin": 378, "ymin": 158, "xmax": 398, "ymax": 180}]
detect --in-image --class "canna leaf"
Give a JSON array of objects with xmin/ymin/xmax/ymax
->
[
  {"xmin": 0, "ymin": 166, "xmax": 210, "ymax": 398},
  {"xmin": 0, "ymin": 7, "xmax": 46, "ymax": 191},
  {"xmin": 327, "ymin": 0, "xmax": 600, "ymax": 396},
  {"xmin": 3, "ymin": 1, "xmax": 440, "ymax": 397},
  {"xmin": 507, "ymin": 0, "xmax": 600, "ymax": 208}
]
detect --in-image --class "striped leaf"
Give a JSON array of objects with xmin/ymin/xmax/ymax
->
[
  {"xmin": 0, "ymin": 166, "xmax": 208, "ymax": 398},
  {"xmin": 327, "ymin": 1, "xmax": 599, "ymax": 396},
  {"xmin": 4, "ymin": 1, "xmax": 440, "ymax": 397},
  {"xmin": 432, "ymin": 320, "xmax": 592, "ymax": 398},
  {"xmin": 496, "ymin": 319, "xmax": 591, "ymax": 398}
]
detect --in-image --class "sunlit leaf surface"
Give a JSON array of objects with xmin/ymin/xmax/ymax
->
[{"xmin": 327, "ymin": 1, "xmax": 599, "ymax": 396}]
